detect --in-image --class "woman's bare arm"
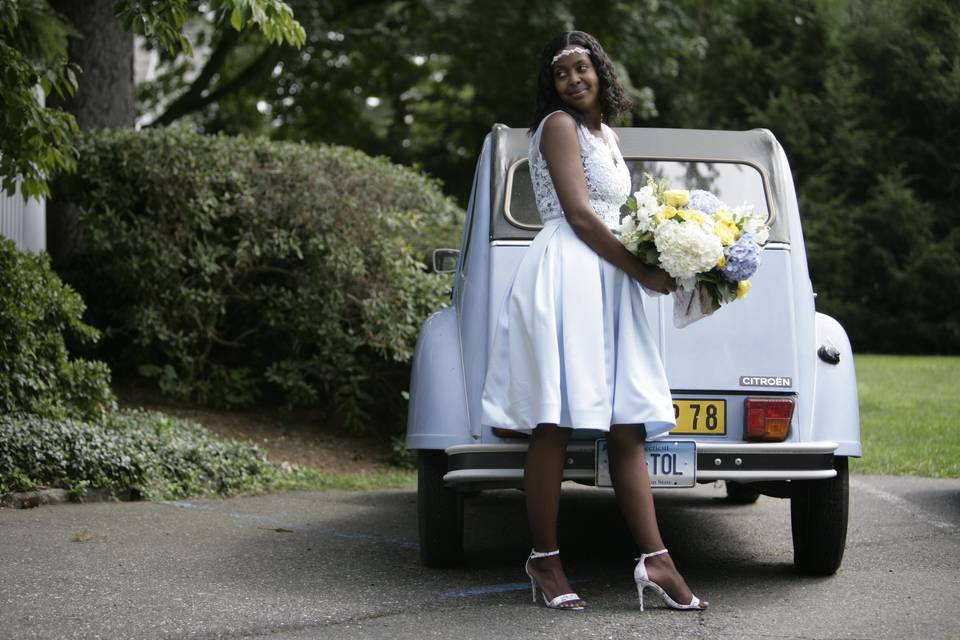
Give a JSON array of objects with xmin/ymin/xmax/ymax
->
[{"xmin": 539, "ymin": 113, "xmax": 676, "ymax": 294}]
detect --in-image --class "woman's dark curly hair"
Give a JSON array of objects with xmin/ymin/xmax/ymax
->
[{"xmin": 530, "ymin": 31, "xmax": 632, "ymax": 133}]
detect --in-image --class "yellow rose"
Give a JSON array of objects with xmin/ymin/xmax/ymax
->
[
  {"xmin": 679, "ymin": 210, "xmax": 703, "ymax": 225},
  {"xmin": 715, "ymin": 207, "xmax": 735, "ymax": 224},
  {"xmin": 713, "ymin": 221, "xmax": 737, "ymax": 247},
  {"xmin": 664, "ymin": 190, "xmax": 690, "ymax": 208},
  {"xmin": 736, "ymin": 280, "xmax": 752, "ymax": 300},
  {"xmin": 663, "ymin": 189, "xmax": 690, "ymax": 207},
  {"xmin": 654, "ymin": 205, "xmax": 678, "ymax": 224}
]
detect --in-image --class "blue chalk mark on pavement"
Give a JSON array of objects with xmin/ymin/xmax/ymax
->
[
  {"xmin": 438, "ymin": 577, "xmax": 591, "ymax": 598},
  {"xmin": 438, "ymin": 582, "xmax": 531, "ymax": 598}
]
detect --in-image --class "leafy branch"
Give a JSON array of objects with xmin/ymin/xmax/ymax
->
[{"xmin": 0, "ymin": 0, "xmax": 305, "ymax": 199}]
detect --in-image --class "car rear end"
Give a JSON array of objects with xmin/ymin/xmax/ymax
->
[
  {"xmin": 423, "ymin": 125, "xmax": 858, "ymax": 573},
  {"xmin": 447, "ymin": 126, "xmax": 845, "ymax": 490}
]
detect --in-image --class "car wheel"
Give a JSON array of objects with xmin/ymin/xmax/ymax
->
[
  {"xmin": 417, "ymin": 450, "xmax": 463, "ymax": 568},
  {"xmin": 790, "ymin": 456, "xmax": 849, "ymax": 575},
  {"xmin": 725, "ymin": 481, "xmax": 761, "ymax": 504}
]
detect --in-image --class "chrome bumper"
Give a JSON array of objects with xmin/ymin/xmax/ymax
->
[{"xmin": 443, "ymin": 441, "xmax": 839, "ymax": 486}]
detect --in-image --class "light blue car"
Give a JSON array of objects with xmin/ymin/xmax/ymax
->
[{"xmin": 406, "ymin": 125, "xmax": 861, "ymax": 575}]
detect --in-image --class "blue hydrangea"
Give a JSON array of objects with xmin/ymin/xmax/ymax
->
[
  {"xmin": 721, "ymin": 233, "xmax": 761, "ymax": 282},
  {"xmin": 688, "ymin": 189, "xmax": 723, "ymax": 215}
]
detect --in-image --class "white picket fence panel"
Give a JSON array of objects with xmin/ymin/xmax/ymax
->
[
  {"xmin": 2, "ymin": 86, "xmax": 48, "ymax": 253},
  {"xmin": 0, "ymin": 181, "xmax": 46, "ymax": 253}
]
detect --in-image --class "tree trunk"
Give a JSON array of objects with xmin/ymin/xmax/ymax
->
[
  {"xmin": 48, "ymin": 0, "xmax": 135, "ymax": 130},
  {"xmin": 47, "ymin": 0, "xmax": 135, "ymax": 267}
]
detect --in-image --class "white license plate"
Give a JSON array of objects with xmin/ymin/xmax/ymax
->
[{"xmin": 595, "ymin": 440, "xmax": 697, "ymax": 488}]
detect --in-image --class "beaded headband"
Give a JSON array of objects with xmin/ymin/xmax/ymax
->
[{"xmin": 551, "ymin": 46, "xmax": 591, "ymax": 65}]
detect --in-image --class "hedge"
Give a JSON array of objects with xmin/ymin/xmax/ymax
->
[{"xmin": 57, "ymin": 128, "xmax": 463, "ymax": 429}]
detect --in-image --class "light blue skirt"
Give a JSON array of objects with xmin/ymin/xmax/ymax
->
[{"xmin": 480, "ymin": 219, "xmax": 676, "ymax": 437}]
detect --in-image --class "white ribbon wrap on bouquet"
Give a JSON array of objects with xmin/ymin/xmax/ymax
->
[{"xmin": 672, "ymin": 283, "xmax": 720, "ymax": 328}]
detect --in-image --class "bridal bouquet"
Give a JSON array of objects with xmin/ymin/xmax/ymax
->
[{"xmin": 619, "ymin": 175, "xmax": 770, "ymax": 327}]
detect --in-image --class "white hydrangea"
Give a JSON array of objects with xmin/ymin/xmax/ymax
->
[
  {"xmin": 653, "ymin": 219, "xmax": 724, "ymax": 279},
  {"xmin": 622, "ymin": 232, "xmax": 641, "ymax": 253}
]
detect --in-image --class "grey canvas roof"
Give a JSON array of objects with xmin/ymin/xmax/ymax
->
[{"xmin": 489, "ymin": 124, "xmax": 791, "ymax": 244}]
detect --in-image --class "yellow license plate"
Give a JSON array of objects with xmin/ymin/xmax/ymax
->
[{"xmin": 670, "ymin": 399, "xmax": 726, "ymax": 435}]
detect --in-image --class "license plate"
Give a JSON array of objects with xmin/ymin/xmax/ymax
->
[
  {"xmin": 670, "ymin": 399, "xmax": 726, "ymax": 435},
  {"xmin": 595, "ymin": 440, "xmax": 697, "ymax": 488}
]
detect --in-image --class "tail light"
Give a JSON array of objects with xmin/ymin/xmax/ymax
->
[
  {"xmin": 492, "ymin": 427, "xmax": 529, "ymax": 439},
  {"xmin": 744, "ymin": 397, "xmax": 794, "ymax": 441}
]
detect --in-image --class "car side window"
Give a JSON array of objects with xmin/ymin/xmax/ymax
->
[{"xmin": 504, "ymin": 161, "xmax": 541, "ymax": 228}]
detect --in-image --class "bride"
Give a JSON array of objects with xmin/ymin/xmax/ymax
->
[{"xmin": 480, "ymin": 30, "xmax": 707, "ymax": 612}]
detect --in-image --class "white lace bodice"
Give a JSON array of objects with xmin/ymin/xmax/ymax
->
[{"xmin": 529, "ymin": 111, "xmax": 631, "ymax": 229}]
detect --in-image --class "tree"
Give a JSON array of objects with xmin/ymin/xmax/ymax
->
[
  {"xmin": 799, "ymin": 0, "xmax": 960, "ymax": 352},
  {"xmin": 0, "ymin": 0, "xmax": 305, "ymax": 199},
  {"xmin": 136, "ymin": 0, "xmax": 701, "ymax": 199},
  {"xmin": 0, "ymin": 0, "xmax": 79, "ymax": 199},
  {"xmin": 48, "ymin": 1, "xmax": 136, "ymax": 131},
  {"xmin": 654, "ymin": 0, "xmax": 960, "ymax": 352}
]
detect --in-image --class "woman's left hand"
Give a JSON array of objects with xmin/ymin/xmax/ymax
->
[{"xmin": 634, "ymin": 263, "xmax": 677, "ymax": 295}]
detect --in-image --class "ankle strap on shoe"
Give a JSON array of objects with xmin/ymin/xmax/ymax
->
[
  {"xmin": 529, "ymin": 549, "xmax": 561, "ymax": 559},
  {"xmin": 636, "ymin": 549, "xmax": 668, "ymax": 562}
]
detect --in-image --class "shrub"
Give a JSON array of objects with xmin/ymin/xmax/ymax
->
[
  {"xmin": 58, "ymin": 128, "xmax": 462, "ymax": 429},
  {"xmin": 0, "ymin": 410, "xmax": 279, "ymax": 499},
  {"xmin": 0, "ymin": 237, "xmax": 115, "ymax": 421}
]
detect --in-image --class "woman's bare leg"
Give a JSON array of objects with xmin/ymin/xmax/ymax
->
[
  {"xmin": 607, "ymin": 424, "xmax": 700, "ymax": 606},
  {"xmin": 523, "ymin": 423, "xmax": 584, "ymax": 606}
]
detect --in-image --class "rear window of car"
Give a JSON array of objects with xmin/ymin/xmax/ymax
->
[{"xmin": 505, "ymin": 159, "xmax": 771, "ymax": 230}]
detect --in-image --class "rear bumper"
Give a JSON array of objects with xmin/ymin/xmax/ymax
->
[{"xmin": 442, "ymin": 441, "xmax": 839, "ymax": 487}]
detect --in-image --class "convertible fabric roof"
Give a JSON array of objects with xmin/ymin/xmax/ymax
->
[{"xmin": 489, "ymin": 124, "xmax": 793, "ymax": 244}]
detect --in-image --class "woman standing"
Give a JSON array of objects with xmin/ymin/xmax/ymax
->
[{"xmin": 480, "ymin": 31, "xmax": 707, "ymax": 612}]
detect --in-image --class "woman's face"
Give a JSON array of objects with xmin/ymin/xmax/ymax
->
[{"xmin": 551, "ymin": 48, "xmax": 600, "ymax": 113}]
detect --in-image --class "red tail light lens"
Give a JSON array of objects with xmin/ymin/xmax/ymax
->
[{"xmin": 743, "ymin": 397, "xmax": 794, "ymax": 441}]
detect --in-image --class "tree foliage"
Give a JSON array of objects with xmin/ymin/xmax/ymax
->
[
  {"xmin": 0, "ymin": 0, "xmax": 79, "ymax": 199},
  {"xmin": 6, "ymin": 0, "xmax": 958, "ymax": 354},
  {"xmin": 655, "ymin": 0, "xmax": 960, "ymax": 352},
  {"xmin": 138, "ymin": 0, "xmax": 702, "ymax": 196},
  {"xmin": 0, "ymin": 0, "xmax": 305, "ymax": 198},
  {"xmin": 116, "ymin": 0, "xmax": 305, "ymax": 56}
]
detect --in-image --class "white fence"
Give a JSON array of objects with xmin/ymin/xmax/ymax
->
[
  {"xmin": 0, "ymin": 182, "xmax": 46, "ymax": 253},
  {"xmin": 2, "ymin": 86, "xmax": 48, "ymax": 253}
]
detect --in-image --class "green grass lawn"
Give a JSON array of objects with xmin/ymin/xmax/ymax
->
[
  {"xmin": 852, "ymin": 354, "xmax": 960, "ymax": 477},
  {"xmin": 274, "ymin": 467, "xmax": 415, "ymax": 492}
]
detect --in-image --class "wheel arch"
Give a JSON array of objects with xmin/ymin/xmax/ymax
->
[
  {"xmin": 811, "ymin": 313, "xmax": 862, "ymax": 457},
  {"xmin": 406, "ymin": 306, "xmax": 471, "ymax": 451}
]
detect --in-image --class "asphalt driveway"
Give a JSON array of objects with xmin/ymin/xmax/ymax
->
[{"xmin": 1, "ymin": 475, "xmax": 958, "ymax": 639}]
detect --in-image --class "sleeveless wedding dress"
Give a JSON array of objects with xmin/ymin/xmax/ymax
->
[{"xmin": 480, "ymin": 110, "xmax": 676, "ymax": 437}]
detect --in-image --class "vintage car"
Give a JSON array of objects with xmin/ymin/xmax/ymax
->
[{"xmin": 406, "ymin": 124, "xmax": 861, "ymax": 575}]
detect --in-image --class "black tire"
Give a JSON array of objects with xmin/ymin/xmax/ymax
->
[
  {"xmin": 791, "ymin": 457, "xmax": 849, "ymax": 575},
  {"xmin": 725, "ymin": 481, "xmax": 761, "ymax": 504},
  {"xmin": 417, "ymin": 450, "xmax": 463, "ymax": 568}
]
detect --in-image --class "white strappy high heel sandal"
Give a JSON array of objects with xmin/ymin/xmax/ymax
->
[
  {"xmin": 634, "ymin": 549, "xmax": 707, "ymax": 611},
  {"xmin": 525, "ymin": 549, "xmax": 586, "ymax": 610}
]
